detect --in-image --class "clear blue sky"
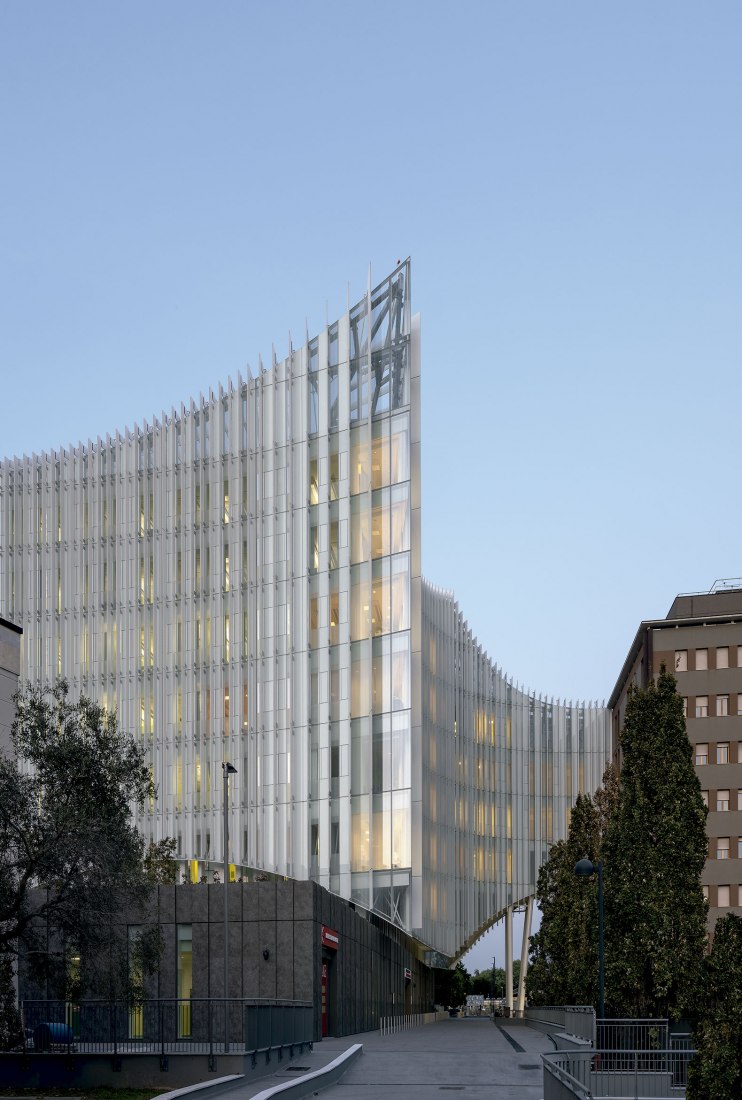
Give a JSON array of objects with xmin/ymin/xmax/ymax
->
[{"xmin": 2, "ymin": 1, "xmax": 740, "ymax": 969}]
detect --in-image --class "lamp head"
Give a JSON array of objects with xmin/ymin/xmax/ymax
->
[
  {"xmin": 223, "ymin": 761, "xmax": 238, "ymax": 775},
  {"xmin": 574, "ymin": 858, "xmax": 597, "ymax": 877}
]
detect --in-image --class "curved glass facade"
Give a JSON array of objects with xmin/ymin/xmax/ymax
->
[{"xmin": 0, "ymin": 261, "xmax": 610, "ymax": 958}]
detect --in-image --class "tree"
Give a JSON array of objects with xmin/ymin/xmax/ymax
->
[
  {"xmin": 435, "ymin": 960, "xmax": 471, "ymax": 1007},
  {"xmin": 687, "ymin": 914, "xmax": 742, "ymax": 1100},
  {"xmin": 0, "ymin": 680, "xmax": 165, "ymax": 1014},
  {"xmin": 526, "ymin": 791, "xmax": 604, "ymax": 1007},
  {"xmin": 143, "ymin": 837, "xmax": 179, "ymax": 885},
  {"xmin": 602, "ymin": 667, "xmax": 707, "ymax": 1020}
]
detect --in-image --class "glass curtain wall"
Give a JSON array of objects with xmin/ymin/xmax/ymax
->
[{"xmin": 421, "ymin": 582, "xmax": 611, "ymax": 958}]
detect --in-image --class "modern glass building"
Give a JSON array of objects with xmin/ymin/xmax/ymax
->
[{"xmin": 0, "ymin": 261, "xmax": 611, "ymax": 964}]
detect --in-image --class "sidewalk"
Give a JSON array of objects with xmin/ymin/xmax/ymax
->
[{"xmin": 219, "ymin": 1017, "xmax": 550, "ymax": 1100}]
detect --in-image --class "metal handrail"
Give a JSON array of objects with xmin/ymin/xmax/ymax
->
[{"xmin": 20, "ymin": 997, "xmax": 313, "ymax": 1062}]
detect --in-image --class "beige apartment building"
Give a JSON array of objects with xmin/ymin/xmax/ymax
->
[{"xmin": 610, "ymin": 581, "xmax": 742, "ymax": 931}]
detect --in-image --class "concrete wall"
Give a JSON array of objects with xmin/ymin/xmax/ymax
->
[{"xmin": 20, "ymin": 879, "xmax": 435, "ymax": 1041}]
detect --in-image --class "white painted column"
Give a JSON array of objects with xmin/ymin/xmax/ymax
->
[
  {"xmin": 517, "ymin": 896, "xmax": 534, "ymax": 1013},
  {"xmin": 505, "ymin": 904, "xmax": 513, "ymax": 1015}
]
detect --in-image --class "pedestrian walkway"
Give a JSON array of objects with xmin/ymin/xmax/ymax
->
[{"xmin": 220, "ymin": 1017, "xmax": 551, "ymax": 1100}]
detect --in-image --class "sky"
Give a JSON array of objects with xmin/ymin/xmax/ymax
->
[{"xmin": 1, "ymin": 2, "xmax": 740, "ymax": 970}]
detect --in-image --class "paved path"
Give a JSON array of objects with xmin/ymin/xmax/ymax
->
[{"xmin": 225, "ymin": 1018, "xmax": 550, "ymax": 1100}]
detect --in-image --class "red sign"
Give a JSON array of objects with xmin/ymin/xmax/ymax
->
[
  {"xmin": 404, "ymin": 967, "xmax": 412, "ymax": 980},
  {"xmin": 321, "ymin": 925, "xmax": 339, "ymax": 950}
]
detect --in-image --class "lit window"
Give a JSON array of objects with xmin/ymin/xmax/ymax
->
[
  {"xmin": 717, "ymin": 837, "xmax": 730, "ymax": 860},
  {"xmin": 717, "ymin": 743, "xmax": 730, "ymax": 764},
  {"xmin": 675, "ymin": 650, "xmax": 687, "ymax": 672},
  {"xmin": 695, "ymin": 743, "xmax": 708, "ymax": 765},
  {"xmin": 717, "ymin": 885, "xmax": 730, "ymax": 907},
  {"xmin": 717, "ymin": 646, "xmax": 729, "ymax": 669},
  {"xmin": 716, "ymin": 790, "xmax": 730, "ymax": 811},
  {"xmin": 696, "ymin": 649, "xmax": 708, "ymax": 671},
  {"xmin": 717, "ymin": 695, "xmax": 729, "ymax": 717},
  {"xmin": 695, "ymin": 696, "xmax": 708, "ymax": 718}
]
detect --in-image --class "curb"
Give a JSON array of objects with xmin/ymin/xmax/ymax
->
[
  {"xmin": 156, "ymin": 1074, "xmax": 245, "ymax": 1100},
  {"xmin": 250, "ymin": 1043, "xmax": 363, "ymax": 1100}
]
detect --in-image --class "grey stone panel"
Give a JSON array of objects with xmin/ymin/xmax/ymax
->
[
  {"xmin": 293, "ymin": 880, "xmax": 314, "ymax": 920},
  {"xmin": 276, "ymin": 880, "xmax": 293, "ymax": 921},
  {"xmin": 209, "ymin": 921, "xmax": 225, "ymax": 997},
  {"xmin": 227, "ymin": 924, "xmax": 242, "ymax": 999},
  {"xmin": 241, "ymin": 882, "xmax": 259, "ymax": 921},
  {"xmin": 257, "ymin": 881, "xmax": 276, "ymax": 921},
  {"xmin": 257, "ymin": 921, "xmax": 277, "ymax": 998},
  {"xmin": 241, "ymin": 920, "xmax": 260, "ymax": 998},
  {"xmin": 275, "ymin": 918, "xmax": 294, "ymax": 1000},
  {"xmin": 190, "ymin": 884, "xmax": 209, "ymax": 921},
  {"xmin": 291, "ymin": 921, "xmax": 314, "ymax": 1002},
  {"xmin": 158, "ymin": 884, "xmax": 176, "ymax": 924}
]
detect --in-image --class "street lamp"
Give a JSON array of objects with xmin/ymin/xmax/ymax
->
[
  {"xmin": 222, "ymin": 761, "xmax": 237, "ymax": 1048},
  {"xmin": 574, "ymin": 857, "xmax": 604, "ymax": 1020}
]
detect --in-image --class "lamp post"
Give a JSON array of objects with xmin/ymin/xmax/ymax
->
[
  {"xmin": 574, "ymin": 858, "xmax": 604, "ymax": 1020},
  {"xmin": 222, "ymin": 761, "xmax": 237, "ymax": 1049}
]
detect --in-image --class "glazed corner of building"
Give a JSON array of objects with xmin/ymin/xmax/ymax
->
[
  {"xmin": 610, "ymin": 578, "xmax": 742, "ymax": 928},
  {"xmin": 0, "ymin": 259, "xmax": 615, "ymax": 961}
]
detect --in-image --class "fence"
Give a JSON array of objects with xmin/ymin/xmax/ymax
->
[
  {"xmin": 525, "ymin": 1005, "xmax": 596, "ymax": 1044},
  {"xmin": 379, "ymin": 1011, "xmax": 438, "ymax": 1036},
  {"xmin": 543, "ymin": 1048, "xmax": 696, "ymax": 1099},
  {"xmin": 21, "ymin": 999, "xmax": 313, "ymax": 1064},
  {"xmin": 596, "ymin": 1019, "xmax": 669, "ymax": 1054}
]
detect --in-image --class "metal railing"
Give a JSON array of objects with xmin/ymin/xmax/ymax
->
[
  {"xmin": 21, "ymin": 999, "xmax": 313, "ymax": 1064},
  {"xmin": 543, "ymin": 1048, "xmax": 696, "ymax": 1099},
  {"xmin": 596, "ymin": 1018, "xmax": 669, "ymax": 1053},
  {"xmin": 379, "ymin": 1011, "xmax": 437, "ymax": 1036},
  {"xmin": 525, "ymin": 1005, "xmax": 596, "ymax": 1044}
]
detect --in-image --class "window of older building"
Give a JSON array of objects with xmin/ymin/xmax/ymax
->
[
  {"xmin": 717, "ymin": 790, "xmax": 730, "ymax": 811},
  {"xmin": 717, "ymin": 837, "xmax": 730, "ymax": 860},
  {"xmin": 675, "ymin": 650, "xmax": 687, "ymax": 672},
  {"xmin": 695, "ymin": 743, "xmax": 708, "ymax": 765},
  {"xmin": 717, "ymin": 885, "xmax": 730, "ymax": 907},
  {"xmin": 717, "ymin": 742, "xmax": 730, "ymax": 764},
  {"xmin": 717, "ymin": 646, "xmax": 729, "ymax": 669},
  {"xmin": 695, "ymin": 697, "xmax": 708, "ymax": 718},
  {"xmin": 696, "ymin": 648, "xmax": 708, "ymax": 671},
  {"xmin": 700, "ymin": 790, "xmax": 708, "ymax": 807},
  {"xmin": 717, "ymin": 695, "xmax": 729, "ymax": 717},
  {"xmin": 681, "ymin": 697, "xmax": 688, "ymax": 717}
]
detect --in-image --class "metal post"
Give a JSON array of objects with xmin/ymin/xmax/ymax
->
[
  {"xmin": 505, "ymin": 905, "xmax": 513, "ymax": 1016},
  {"xmin": 518, "ymin": 896, "xmax": 534, "ymax": 1013},
  {"xmin": 597, "ymin": 862, "xmax": 605, "ymax": 1022},
  {"xmin": 222, "ymin": 761, "xmax": 237, "ymax": 1052}
]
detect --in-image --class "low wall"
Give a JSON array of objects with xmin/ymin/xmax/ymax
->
[{"xmin": 0, "ymin": 1049, "xmax": 306, "ymax": 1090}]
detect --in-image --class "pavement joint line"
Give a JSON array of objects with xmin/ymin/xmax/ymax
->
[{"xmin": 496, "ymin": 1025, "xmax": 526, "ymax": 1053}]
